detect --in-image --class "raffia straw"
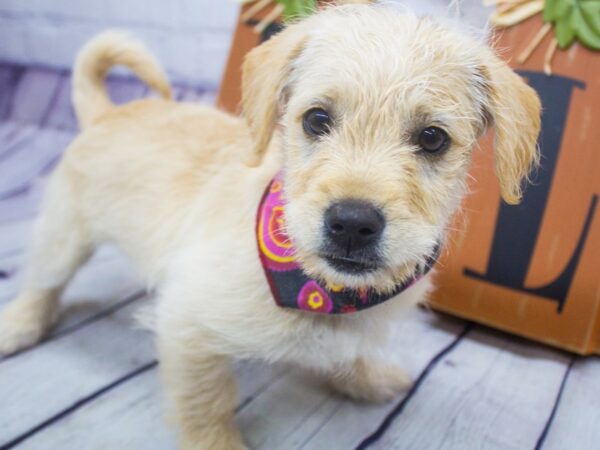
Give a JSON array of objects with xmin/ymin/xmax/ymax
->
[
  {"xmin": 489, "ymin": 0, "xmax": 531, "ymax": 11},
  {"xmin": 254, "ymin": 3, "xmax": 285, "ymax": 33},
  {"xmin": 518, "ymin": 22, "xmax": 552, "ymax": 63},
  {"xmin": 241, "ymin": 0, "xmax": 273, "ymax": 22},
  {"xmin": 544, "ymin": 37, "xmax": 558, "ymax": 75},
  {"xmin": 490, "ymin": 0, "xmax": 544, "ymax": 27},
  {"xmin": 483, "ymin": 0, "xmax": 526, "ymax": 6},
  {"xmin": 496, "ymin": 2, "xmax": 520, "ymax": 14}
]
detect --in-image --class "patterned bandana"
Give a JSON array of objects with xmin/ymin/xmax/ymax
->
[{"xmin": 256, "ymin": 173, "xmax": 440, "ymax": 314}]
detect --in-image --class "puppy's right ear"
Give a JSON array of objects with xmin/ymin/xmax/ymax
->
[{"xmin": 241, "ymin": 22, "xmax": 309, "ymax": 166}]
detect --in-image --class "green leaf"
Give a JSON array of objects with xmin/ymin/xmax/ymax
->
[
  {"xmin": 544, "ymin": 0, "xmax": 600, "ymax": 50},
  {"xmin": 544, "ymin": 0, "xmax": 571, "ymax": 21},
  {"xmin": 543, "ymin": 0, "xmax": 555, "ymax": 20},
  {"xmin": 554, "ymin": 7, "xmax": 575, "ymax": 46},
  {"xmin": 580, "ymin": 2, "xmax": 600, "ymax": 34},
  {"xmin": 572, "ymin": 2, "xmax": 600, "ymax": 49},
  {"xmin": 276, "ymin": 0, "xmax": 318, "ymax": 21}
]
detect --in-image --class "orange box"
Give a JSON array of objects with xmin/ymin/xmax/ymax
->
[
  {"xmin": 218, "ymin": 9, "xmax": 600, "ymax": 354},
  {"xmin": 217, "ymin": 5, "xmax": 283, "ymax": 113},
  {"xmin": 430, "ymin": 14, "xmax": 600, "ymax": 355}
]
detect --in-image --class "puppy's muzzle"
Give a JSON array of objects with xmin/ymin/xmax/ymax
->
[{"xmin": 322, "ymin": 199, "xmax": 385, "ymax": 274}]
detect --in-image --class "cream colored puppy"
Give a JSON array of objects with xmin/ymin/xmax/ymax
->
[{"xmin": 0, "ymin": 4, "xmax": 540, "ymax": 449}]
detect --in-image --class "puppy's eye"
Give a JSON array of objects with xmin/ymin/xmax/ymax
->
[
  {"xmin": 418, "ymin": 127, "xmax": 450, "ymax": 154},
  {"xmin": 303, "ymin": 108, "xmax": 332, "ymax": 137}
]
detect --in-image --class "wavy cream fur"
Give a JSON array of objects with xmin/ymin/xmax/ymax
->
[
  {"xmin": 0, "ymin": 4, "xmax": 540, "ymax": 449},
  {"xmin": 72, "ymin": 30, "xmax": 172, "ymax": 128}
]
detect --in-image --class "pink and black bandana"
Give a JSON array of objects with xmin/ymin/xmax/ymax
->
[{"xmin": 256, "ymin": 173, "xmax": 440, "ymax": 314}]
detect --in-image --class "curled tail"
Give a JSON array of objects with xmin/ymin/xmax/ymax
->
[{"xmin": 72, "ymin": 31, "xmax": 172, "ymax": 128}]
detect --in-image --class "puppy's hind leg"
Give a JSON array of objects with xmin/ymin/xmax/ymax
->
[
  {"xmin": 328, "ymin": 356, "xmax": 412, "ymax": 404},
  {"xmin": 0, "ymin": 171, "xmax": 92, "ymax": 355}
]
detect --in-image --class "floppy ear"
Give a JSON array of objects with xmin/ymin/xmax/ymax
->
[
  {"xmin": 241, "ymin": 22, "xmax": 309, "ymax": 166},
  {"xmin": 480, "ymin": 53, "xmax": 542, "ymax": 205}
]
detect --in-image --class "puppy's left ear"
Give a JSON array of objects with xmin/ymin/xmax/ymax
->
[
  {"xmin": 242, "ymin": 22, "xmax": 310, "ymax": 166},
  {"xmin": 480, "ymin": 52, "xmax": 542, "ymax": 205}
]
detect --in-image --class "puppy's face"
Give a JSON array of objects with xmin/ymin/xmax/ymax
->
[{"xmin": 243, "ymin": 5, "xmax": 541, "ymax": 292}]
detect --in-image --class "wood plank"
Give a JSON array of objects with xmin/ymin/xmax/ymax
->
[
  {"xmin": 366, "ymin": 327, "xmax": 571, "ymax": 450},
  {"xmin": 0, "ymin": 122, "xmax": 22, "ymax": 146},
  {"xmin": 0, "ymin": 240, "xmax": 140, "ymax": 307},
  {"xmin": 0, "ymin": 65, "xmax": 23, "ymax": 121},
  {"xmin": 0, "ymin": 125, "xmax": 72, "ymax": 200},
  {"xmin": 42, "ymin": 72, "xmax": 78, "ymax": 131},
  {"xmin": 236, "ymin": 308, "xmax": 467, "ymax": 450},
  {"xmin": 0, "ymin": 218, "xmax": 33, "ymax": 268},
  {"xmin": 8, "ymin": 68, "xmax": 62, "ymax": 125},
  {"xmin": 0, "ymin": 178, "xmax": 45, "ymax": 224},
  {"xmin": 0, "ymin": 245, "xmax": 143, "ymax": 362},
  {"xmin": 177, "ymin": 85, "xmax": 217, "ymax": 104},
  {"xmin": 0, "ymin": 308, "xmax": 466, "ymax": 450},
  {"xmin": 106, "ymin": 76, "xmax": 148, "ymax": 106},
  {"xmin": 0, "ymin": 298, "xmax": 154, "ymax": 446},
  {"xmin": 0, "ymin": 122, "xmax": 38, "ymax": 162},
  {"xmin": 14, "ymin": 366, "xmax": 174, "ymax": 450},
  {"xmin": 0, "ymin": 124, "xmax": 73, "ymax": 224},
  {"xmin": 13, "ymin": 360, "xmax": 287, "ymax": 449},
  {"xmin": 540, "ymin": 356, "xmax": 600, "ymax": 450}
]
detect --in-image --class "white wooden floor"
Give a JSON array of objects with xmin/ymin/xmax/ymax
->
[{"xmin": 1, "ymin": 63, "xmax": 598, "ymax": 450}]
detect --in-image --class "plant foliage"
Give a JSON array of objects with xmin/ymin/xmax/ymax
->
[{"xmin": 544, "ymin": 0, "xmax": 600, "ymax": 49}]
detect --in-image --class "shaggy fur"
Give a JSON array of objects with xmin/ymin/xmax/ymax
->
[{"xmin": 0, "ymin": 4, "xmax": 540, "ymax": 449}]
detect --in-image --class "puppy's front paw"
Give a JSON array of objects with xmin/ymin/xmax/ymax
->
[
  {"xmin": 330, "ymin": 358, "xmax": 412, "ymax": 404},
  {"xmin": 181, "ymin": 440, "xmax": 248, "ymax": 450},
  {"xmin": 0, "ymin": 295, "xmax": 56, "ymax": 355},
  {"xmin": 179, "ymin": 422, "xmax": 248, "ymax": 450}
]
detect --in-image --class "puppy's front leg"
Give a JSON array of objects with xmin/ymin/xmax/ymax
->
[
  {"xmin": 328, "ymin": 356, "xmax": 412, "ymax": 404},
  {"xmin": 158, "ymin": 327, "xmax": 246, "ymax": 450}
]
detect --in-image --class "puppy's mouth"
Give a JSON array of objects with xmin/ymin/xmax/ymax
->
[{"xmin": 321, "ymin": 254, "xmax": 380, "ymax": 275}]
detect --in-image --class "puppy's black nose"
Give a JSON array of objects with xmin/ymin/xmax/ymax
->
[{"xmin": 324, "ymin": 200, "xmax": 385, "ymax": 252}]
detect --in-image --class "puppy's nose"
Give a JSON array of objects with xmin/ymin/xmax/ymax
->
[{"xmin": 324, "ymin": 200, "xmax": 385, "ymax": 252}]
